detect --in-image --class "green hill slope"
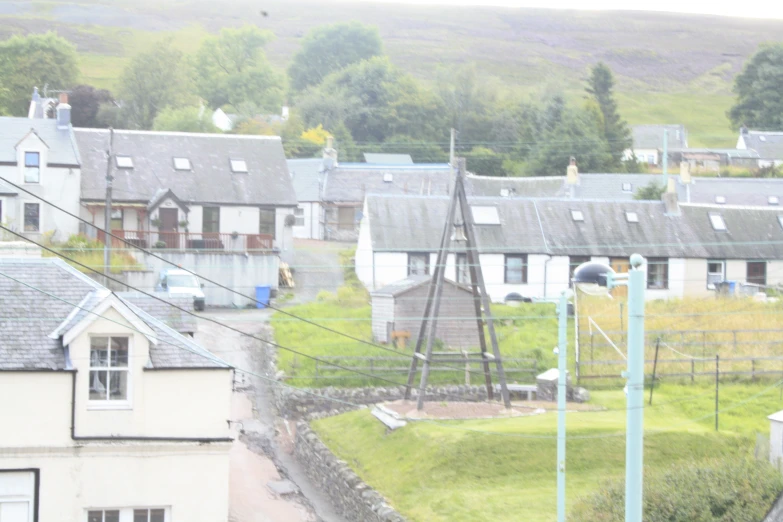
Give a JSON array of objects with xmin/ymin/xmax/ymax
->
[{"xmin": 3, "ymin": 0, "xmax": 782, "ymax": 145}]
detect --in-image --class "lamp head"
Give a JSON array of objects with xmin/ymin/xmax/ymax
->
[
  {"xmin": 573, "ymin": 261, "xmax": 615, "ymax": 296},
  {"xmin": 451, "ymin": 222, "xmax": 467, "ymax": 242}
]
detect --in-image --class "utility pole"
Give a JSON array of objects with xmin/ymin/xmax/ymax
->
[
  {"xmin": 662, "ymin": 128, "xmax": 668, "ymax": 187},
  {"xmin": 556, "ymin": 290, "xmax": 570, "ymax": 522},
  {"xmin": 625, "ymin": 254, "xmax": 646, "ymax": 522},
  {"xmin": 450, "ymin": 128, "xmax": 456, "ymax": 169},
  {"xmin": 103, "ymin": 128, "xmax": 114, "ymax": 280}
]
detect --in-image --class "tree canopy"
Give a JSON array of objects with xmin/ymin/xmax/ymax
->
[
  {"xmin": 288, "ymin": 22, "xmax": 383, "ymax": 92},
  {"xmin": 0, "ymin": 32, "xmax": 79, "ymax": 115},
  {"xmin": 192, "ymin": 25, "xmax": 285, "ymax": 111},
  {"xmin": 586, "ymin": 62, "xmax": 631, "ymax": 168},
  {"xmin": 68, "ymin": 85, "xmax": 114, "ymax": 128},
  {"xmin": 729, "ymin": 43, "xmax": 783, "ymax": 130},
  {"xmin": 117, "ymin": 44, "xmax": 189, "ymax": 129},
  {"xmin": 634, "ymin": 180, "xmax": 666, "ymax": 200},
  {"xmin": 152, "ymin": 106, "xmax": 219, "ymax": 133}
]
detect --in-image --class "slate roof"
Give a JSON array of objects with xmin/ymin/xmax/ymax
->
[
  {"xmin": 371, "ymin": 274, "xmax": 470, "ymax": 297},
  {"xmin": 0, "ymin": 258, "xmax": 225, "ymax": 370},
  {"xmin": 739, "ymin": 131, "xmax": 783, "ymax": 160},
  {"xmin": 631, "ymin": 124, "xmax": 687, "ymax": 150},
  {"xmin": 287, "ymin": 158, "xmax": 327, "ymax": 202},
  {"xmin": 0, "ymin": 117, "xmax": 80, "ymax": 166},
  {"xmin": 75, "ymin": 129, "xmax": 297, "ymax": 206},
  {"xmin": 363, "ymin": 153, "xmax": 414, "ymax": 165},
  {"xmin": 465, "ymin": 175, "xmax": 565, "ymax": 198},
  {"xmin": 685, "ymin": 177, "xmax": 783, "ymax": 206},
  {"xmin": 323, "ymin": 163, "xmax": 453, "ymax": 203},
  {"xmin": 365, "ymin": 194, "xmax": 783, "ymax": 259},
  {"xmin": 116, "ymin": 292, "xmax": 198, "ymax": 334}
]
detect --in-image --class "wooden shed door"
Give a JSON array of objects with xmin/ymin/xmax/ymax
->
[{"xmin": 610, "ymin": 257, "xmax": 629, "ymax": 298}]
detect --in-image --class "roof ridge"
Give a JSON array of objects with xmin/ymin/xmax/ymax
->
[{"xmin": 73, "ymin": 128, "xmax": 281, "ymax": 140}]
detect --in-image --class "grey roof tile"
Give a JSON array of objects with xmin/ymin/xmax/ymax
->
[
  {"xmin": 75, "ymin": 129, "xmax": 297, "ymax": 206},
  {"xmin": 0, "ymin": 117, "xmax": 80, "ymax": 165},
  {"xmin": 740, "ymin": 131, "xmax": 783, "ymax": 160},
  {"xmin": 116, "ymin": 292, "xmax": 198, "ymax": 334},
  {"xmin": 287, "ymin": 158, "xmax": 326, "ymax": 202},
  {"xmin": 323, "ymin": 164, "xmax": 452, "ymax": 203}
]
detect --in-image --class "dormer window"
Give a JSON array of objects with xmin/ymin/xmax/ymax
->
[
  {"xmin": 24, "ymin": 151, "xmax": 40, "ymax": 183},
  {"xmin": 626, "ymin": 211, "xmax": 639, "ymax": 223},
  {"xmin": 89, "ymin": 336, "xmax": 129, "ymax": 403},
  {"xmin": 622, "ymin": 182, "xmax": 632, "ymax": 193},
  {"xmin": 383, "ymin": 173, "xmax": 393, "ymax": 183},
  {"xmin": 571, "ymin": 210, "xmax": 584, "ymax": 222},
  {"xmin": 715, "ymin": 196, "xmax": 726, "ymax": 204},
  {"xmin": 116, "ymin": 156, "xmax": 133, "ymax": 169},
  {"xmin": 709, "ymin": 213, "xmax": 726, "ymax": 231},
  {"xmin": 230, "ymin": 159, "xmax": 247, "ymax": 173},
  {"xmin": 769, "ymin": 196, "xmax": 779, "ymax": 206},
  {"xmin": 173, "ymin": 157, "xmax": 191, "ymax": 171}
]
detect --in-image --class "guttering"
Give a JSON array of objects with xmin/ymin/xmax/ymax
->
[{"xmin": 69, "ymin": 371, "xmax": 232, "ymax": 443}]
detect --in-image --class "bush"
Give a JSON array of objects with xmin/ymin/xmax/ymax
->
[
  {"xmin": 571, "ymin": 458, "xmax": 783, "ymax": 522},
  {"xmin": 62, "ymin": 234, "xmax": 102, "ymax": 253},
  {"xmin": 315, "ymin": 290, "xmax": 334, "ymax": 301}
]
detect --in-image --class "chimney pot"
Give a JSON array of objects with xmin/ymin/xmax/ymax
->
[
  {"xmin": 58, "ymin": 93, "xmax": 68, "ymax": 104},
  {"xmin": 679, "ymin": 161, "xmax": 691, "ymax": 184},
  {"xmin": 566, "ymin": 157, "xmax": 579, "ymax": 186}
]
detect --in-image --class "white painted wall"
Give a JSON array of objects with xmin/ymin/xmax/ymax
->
[
  {"xmin": 771, "ymin": 418, "xmax": 783, "ymax": 468},
  {"xmin": 292, "ymin": 202, "xmax": 323, "ymax": 240},
  {"xmin": 1, "ymin": 131, "xmax": 81, "ymax": 241},
  {"xmin": 3, "ymin": 444, "xmax": 230, "ymax": 522}
]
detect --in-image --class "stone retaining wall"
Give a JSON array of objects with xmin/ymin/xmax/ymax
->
[{"xmin": 295, "ymin": 422, "xmax": 406, "ymax": 522}]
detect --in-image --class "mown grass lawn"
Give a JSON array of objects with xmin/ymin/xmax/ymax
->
[{"xmin": 313, "ymin": 381, "xmax": 783, "ymax": 522}]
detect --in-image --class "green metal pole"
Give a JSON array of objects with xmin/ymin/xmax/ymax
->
[
  {"xmin": 625, "ymin": 254, "xmax": 646, "ymax": 522},
  {"xmin": 557, "ymin": 290, "xmax": 569, "ymax": 522}
]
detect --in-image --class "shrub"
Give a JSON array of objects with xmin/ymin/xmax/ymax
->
[
  {"xmin": 316, "ymin": 290, "xmax": 334, "ymax": 301},
  {"xmin": 62, "ymin": 234, "xmax": 102, "ymax": 253},
  {"xmin": 571, "ymin": 458, "xmax": 783, "ymax": 522}
]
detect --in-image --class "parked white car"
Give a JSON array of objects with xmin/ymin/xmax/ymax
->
[{"xmin": 157, "ymin": 269, "xmax": 206, "ymax": 311}]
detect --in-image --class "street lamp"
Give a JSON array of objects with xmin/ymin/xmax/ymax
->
[{"xmin": 573, "ymin": 254, "xmax": 646, "ymax": 522}]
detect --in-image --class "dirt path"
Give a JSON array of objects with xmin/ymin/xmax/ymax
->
[{"xmin": 196, "ymin": 309, "xmax": 344, "ymax": 522}]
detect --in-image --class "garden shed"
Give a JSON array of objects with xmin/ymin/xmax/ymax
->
[{"xmin": 370, "ymin": 275, "xmax": 480, "ymax": 349}]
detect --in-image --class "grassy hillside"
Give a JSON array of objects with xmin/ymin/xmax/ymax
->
[
  {"xmin": 3, "ymin": 0, "xmax": 782, "ymax": 144},
  {"xmin": 313, "ymin": 381, "xmax": 781, "ymax": 521}
]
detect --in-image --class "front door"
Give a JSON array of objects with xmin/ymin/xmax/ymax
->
[
  {"xmin": 610, "ymin": 257, "xmax": 630, "ymax": 298},
  {"xmin": 159, "ymin": 208, "xmax": 178, "ymax": 248}
]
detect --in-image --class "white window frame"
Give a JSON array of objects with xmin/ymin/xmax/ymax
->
[
  {"xmin": 87, "ymin": 335, "xmax": 132, "ymax": 410},
  {"xmin": 571, "ymin": 210, "xmax": 584, "ymax": 222},
  {"xmin": 173, "ymin": 157, "xmax": 191, "ymax": 171},
  {"xmin": 86, "ymin": 507, "xmax": 169, "ymax": 522},
  {"xmin": 625, "ymin": 211, "xmax": 639, "ymax": 223},
  {"xmin": 115, "ymin": 156, "xmax": 134, "ymax": 169},
  {"xmin": 622, "ymin": 182, "xmax": 632, "ymax": 193},
  {"xmin": 294, "ymin": 207, "xmax": 305, "ymax": 227},
  {"xmin": 230, "ymin": 159, "xmax": 248, "ymax": 173},
  {"xmin": 22, "ymin": 201, "xmax": 41, "ymax": 232},
  {"xmin": 707, "ymin": 260, "xmax": 725, "ymax": 290},
  {"xmin": 24, "ymin": 151, "xmax": 41, "ymax": 184},
  {"xmin": 709, "ymin": 213, "xmax": 726, "ymax": 231}
]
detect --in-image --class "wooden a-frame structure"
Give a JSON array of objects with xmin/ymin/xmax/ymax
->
[{"xmin": 404, "ymin": 158, "xmax": 511, "ymax": 410}]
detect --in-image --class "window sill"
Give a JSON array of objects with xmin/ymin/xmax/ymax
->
[{"xmin": 87, "ymin": 402, "xmax": 132, "ymax": 411}]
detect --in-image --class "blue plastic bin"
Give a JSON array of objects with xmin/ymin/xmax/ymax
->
[{"xmin": 255, "ymin": 285, "xmax": 271, "ymax": 308}]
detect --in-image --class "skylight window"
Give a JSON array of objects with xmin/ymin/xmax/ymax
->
[
  {"xmin": 622, "ymin": 182, "xmax": 632, "ymax": 193},
  {"xmin": 173, "ymin": 157, "xmax": 191, "ymax": 171},
  {"xmin": 779, "ymin": 216, "xmax": 783, "ymax": 229},
  {"xmin": 230, "ymin": 159, "xmax": 248, "ymax": 173},
  {"xmin": 760, "ymin": 136, "xmax": 767, "ymax": 142},
  {"xmin": 709, "ymin": 213, "xmax": 726, "ymax": 231},
  {"xmin": 500, "ymin": 188, "xmax": 510, "ymax": 197},
  {"xmin": 626, "ymin": 211, "xmax": 639, "ymax": 223},
  {"xmin": 471, "ymin": 206, "xmax": 500, "ymax": 225},
  {"xmin": 715, "ymin": 196, "xmax": 726, "ymax": 204},
  {"xmin": 770, "ymin": 196, "xmax": 779, "ymax": 206},
  {"xmin": 383, "ymin": 173, "xmax": 393, "ymax": 183},
  {"xmin": 571, "ymin": 210, "xmax": 584, "ymax": 222},
  {"xmin": 115, "ymin": 156, "xmax": 133, "ymax": 169}
]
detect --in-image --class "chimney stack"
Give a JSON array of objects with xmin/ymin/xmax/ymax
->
[
  {"xmin": 56, "ymin": 93, "xmax": 71, "ymax": 130},
  {"xmin": 679, "ymin": 161, "xmax": 691, "ymax": 184},
  {"xmin": 662, "ymin": 190, "xmax": 680, "ymax": 216},
  {"xmin": 566, "ymin": 157, "xmax": 579, "ymax": 185},
  {"xmin": 322, "ymin": 136, "xmax": 338, "ymax": 166}
]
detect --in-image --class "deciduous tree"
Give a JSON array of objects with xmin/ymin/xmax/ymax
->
[
  {"xmin": 192, "ymin": 25, "xmax": 285, "ymax": 111},
  {"xmin": 68, "ymin": 84, "xmax": 114, "ymax": 128},
  {"xmin": 152, "ymin": 106, "xmax": 219, "ymax": 133},
  {"xmin": 729, "ymin": 43, "xmax": 783, "ymax": 130},
  {"xmin": 0, "ymin": 32, "xmax": 79, "ymax": 115},
  {"xmin": 288, "ymin": 22, "xmax": 383, "ymax": 92}
]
